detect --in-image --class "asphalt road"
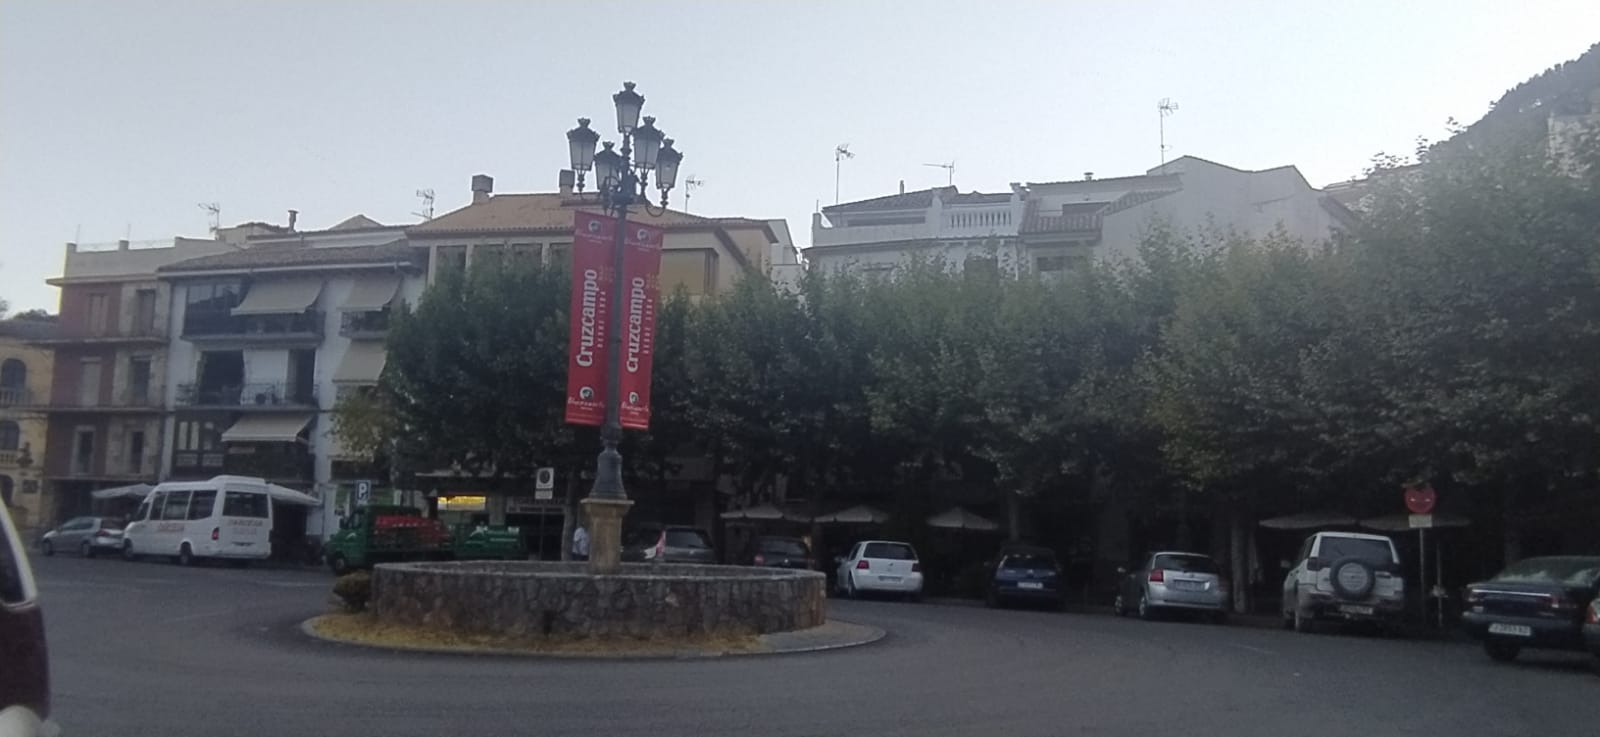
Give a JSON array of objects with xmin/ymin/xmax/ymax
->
[{"xmin": 32, "ymin": 554, "xmax": 1599, "ymax": 737}]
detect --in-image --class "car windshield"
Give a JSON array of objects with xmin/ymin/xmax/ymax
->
[
  {"xmin": 665, "ymin": 530, "xmax": 711, "ymax": 549},
  {"xmin": 1491, "ymin": 557, "xmax": 1600, "ymax": 586},
  {"xmin": 1002, "ymin": 553, "xmax": 1057, "ymax": 570},
  {"xmin": 1152, "ymin": 554, "xmax": 1218, "ymax": 573},
  {"xmin": 1317, "ymin": 537, "xmax": 1394, "ymax": 564},
  {"xmin": 863, "ymin": 543, "xmax": 916, "ymax": 560},
  {"xmin": 759, "ymin": 539, "xmax": 808, "ymax": 556}
]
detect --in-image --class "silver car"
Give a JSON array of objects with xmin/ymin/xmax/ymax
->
[
  {"xmin": 39, "ymin": 516, "xmax": 124, "ymax": 558},
  {"xmin": 1114, "ymin": 551, "xmax": 1230, "ymax": 623}
]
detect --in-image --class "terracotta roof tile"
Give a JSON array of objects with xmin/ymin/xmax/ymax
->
[
  {"xmin": 159, "ymin": 240, "xmax": 417, "ymax": 273},
  {"xmin": 822, "ymin": 188, "xmax": 940, "ymax": 214},
  {"xmin": 408, "ymin": 193, "xmax": 714, "ymax": 235}
]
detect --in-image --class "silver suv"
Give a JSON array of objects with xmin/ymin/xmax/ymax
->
[{"xmin": 1281, "ymin": 531, "xmax": 1405, "ymax": 633}]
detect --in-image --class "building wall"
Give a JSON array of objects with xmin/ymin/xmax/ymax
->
[{"xmin": 0, "ymin": 334, "xmax": 53, "ymax": 537}]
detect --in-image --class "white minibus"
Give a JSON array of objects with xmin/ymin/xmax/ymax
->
[{"xmin": 122, "ymin": 475, "xmax": 274, "ymax": 565}]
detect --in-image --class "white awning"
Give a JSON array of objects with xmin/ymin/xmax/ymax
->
[
  {"xmin": 813, "ymin": 505, "xmax": 890, "ymax": 524},
  {"xmin": 720, "ymin": 503, "xmax": 806, "ymax": 521},
  {"xmin": 91, "ymin": 483, "xmax": 154, "ymax": 501},
  {"xmin": 266, "ymin": 483, "xmax": 320, "ymax": 507},
  {"xmin": 339, "ymin": 277, "xmax": 399, "ymax": 312},
  {"xmin": 333, "ymin": 342, "xmax": 387, "ymax": 383},
  {"xmin": 1257, "ymin": 512, "xmax": 1357, "ymax": 531},
  {"xmin": 220, "ymin": 414, "xmax": 314, "ymax": 443},
  {"xmin": 926, "ymin": 506, "xmax": 999, "ymax": 531},
  {"xmin": 232, "ymin": 280, "xmax": 324, "ymax": 316}
]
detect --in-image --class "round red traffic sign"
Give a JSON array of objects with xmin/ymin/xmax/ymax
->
[{"xmin": 1404, "ymin": 484, "xmax": 1436, "ymax": 515}]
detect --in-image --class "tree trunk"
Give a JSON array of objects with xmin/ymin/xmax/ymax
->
[{"xmin": 1229, "ymin": 506, "xmax": 1249, "ymax": 614}]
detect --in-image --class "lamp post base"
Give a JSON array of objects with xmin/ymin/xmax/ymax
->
[{"xmin": 581, "ymin": 497, "xmax": 634, "ymax": 574}]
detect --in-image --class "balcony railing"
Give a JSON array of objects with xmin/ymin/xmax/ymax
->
[
  {"xmin": 176, "ymin": 382, "xmax": 317, "ymax": 408},
  {"xmin": 0, "ymin": 449, "xmax": 22, "ymax": 465},
  {"xmin": 32, "ymin": 324, "xmax": 167, "ymax": 343},
  {"xmin": 46, "ymin": 386, "xmax": 164, "ymax": 411},
  {"xmin": 171, "ymin": 450, "xmax": 226, "ymax": 476},
  {"xmin": 339, "ymin": 310, "xmax": 391, "ymax": 338},
  {"xmin": 182, "ymin": 310, "xmax": 323, "ymax": 341},
  {"xmin": 0, "ymin": 386, "xmax": 32, "ymax": 407}
]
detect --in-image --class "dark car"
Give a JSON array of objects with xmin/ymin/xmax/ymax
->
[
  {"xmin": 1, "ymin": 501, "xmax": 51, "ymax": 735},
  {"xmin": 740, "ymin": 536, "xmax": 812, "ymax": 570},
  {"xmin": 986, "ymin": 546, "xmax": 1064, "ymax": 609},
  {"xmin": 1584, "ymin": 596, "xmax": 1599, "ymax": 674},
  {"xmin": 622, "ymin": 525, "xmax": 717, "ymax": 565},
  {"xmin": 1463, "ymin": 555, "xmax": 1600, "ymax": 663}
]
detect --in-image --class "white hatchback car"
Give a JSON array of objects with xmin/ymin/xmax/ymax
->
[{"xmin": 836, "ymin": 540, "xmax": 923, "ymax": 600}]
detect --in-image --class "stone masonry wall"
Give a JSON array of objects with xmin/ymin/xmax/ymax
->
[{"xmin": 371, "ymin": 561, "xmax": 827, "ymax": 639}]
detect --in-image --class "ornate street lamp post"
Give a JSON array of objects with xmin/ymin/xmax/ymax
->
[{"xmin": 565, "ymin": 82, "xmax": 683, "ymax": 572}]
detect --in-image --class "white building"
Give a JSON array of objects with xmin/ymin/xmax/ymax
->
[
  {"xmin": 807, "ymin": 156, "xmax": 1356, "ymax": 276},
  {"xmin": 156, "ymin": 216, "xmax": 421, "ymax": 538}
]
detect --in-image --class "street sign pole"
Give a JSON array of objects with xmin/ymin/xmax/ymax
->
[{"xmin": 1419, "ymin": 528, "xmax": 1427, "ymax": 625}]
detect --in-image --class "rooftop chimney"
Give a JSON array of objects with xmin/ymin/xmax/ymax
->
[
  {"xmin": 287, "ymin": 209, "xmax": 298, "ymax": 230},
  {"xmin": 559, "ymin": 169, "xmax": 575, "ymax": 195},
  {"xmin": 1084, "ymin": 172, "xmax": 1095, "ymax": 181},
  {"xmin": 471, "ymin": 174, "xmax": 494, "ymax": 204},
  {"xmin": 899, "ymin": 179, "xmax": 905, "ymax": 195}
]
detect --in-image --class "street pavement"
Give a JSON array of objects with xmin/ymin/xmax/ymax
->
[{"xmin": 33, "ymin": 554, "xmax": 1600, "ymax": 737}]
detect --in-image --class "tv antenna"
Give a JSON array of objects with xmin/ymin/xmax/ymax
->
[
  {"xmin": 833, "ymin": 143, "xmax": 855, "ymax": 204},
  {"xmin": 413, "ymin": 188, "xmax": 435, "ymax": 221},
  {"xmin": 1158, "ymin": 98, "xmax": 1180, "ymax": 169},
  {"xmin": 683, "ymin": 176, "xmax": 705, "ymax": 213},
  {"xmin": 198, "ymin": 202, "xmax": 221, "ymax": 232},
  {"xmin": 923, "ymin": 160, "xmax": 955, "ymax": 186}
]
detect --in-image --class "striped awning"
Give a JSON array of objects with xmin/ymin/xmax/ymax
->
[
  {"xmin": 232, "ymin": 280, "xmax": 324, "ymax": 316},
  {"xmin": 220, "ymin": 413, "xmax": 313, "ymax": 443}
]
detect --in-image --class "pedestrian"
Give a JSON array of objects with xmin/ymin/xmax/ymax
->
[{"xmin": 571, "ymin": 523, "xmax": 590, "ymax": 562}]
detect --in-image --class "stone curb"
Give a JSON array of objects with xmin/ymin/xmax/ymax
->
[{"xmin": 299, "ymin": 616, "xmax": 884, "ymax": 660}]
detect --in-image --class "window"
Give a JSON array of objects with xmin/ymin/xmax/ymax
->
[
  {"xmin": 134, "ymin": 497, "xmax": 153, "ymax": 522},
  {"xmin": 1002, "ymin": 553, "xmax": 1059, "ymax": 570},
  {"xmin": 79, "ymin": 358, "xmax": 102, "ymax": 406},
  {"xmin": 0, "ymin": 421, "xmax": 18, "ymax": 451},
  {"xmin": 1151, "ymin": 554, "xmax": 1219, "ymax": 574},
  {"xmin": 222, "ymin": 492, "xmax": 269, "ymax": 518},
  {"xmin": 176, "ymin": 421, "xmax": 219, "ymax": 452},
  {"xmin": 127, "ymin": 430, "xmax": 146, "ymax": 474},
  {"xmin": 1490, "ymin": 557, "xmax": 1600, "ymax": 587},
  {"xmin": 0, "ymin": 493, "xmax": 31, "ymax": 604},
  {"xmin": 759, "ymin": 538, "xmax": 810, "ymax": 557},
  {"xmin": 1036, "ymin": 255, "xmax": 1068, "ymax": 273},
  {"xmin": 436, "ymin": 246, "xmax": 467, "ymax": 276},
  {"xmin": 665, "ymin": 529, "xmax": 712, "ymax": 549},
  {"xmin": 0, "ymin": 358, "xmax": 25, "ymax": 396},
  {"xmin": 160, "ymin": 491, "xmax": 191, "ymax": 521},
  {"xmin": 546, "ymin": 242, "xmax": 571, "ymax": 267},
  {"xmin": 187, "ymin": 489, "xmax": 217, "ymax": 520},
  {"xmin": 1314, "ymin": 536, "xmax": 1395, "ymax": 565},
  {"xmin": 72, "ymin": 429, "xmax": 95, "ymax": 475},
  {"xmin": 86, "ymin": 293, "xmax": 109, "ymax": 335},
  {"xmin": 863, "ymin": 542, "xmax": 917, "ymax": 560},
  {"xmin": 128, "ymin": 357, "xmax": 152, "ymax": 404},
  {"xmin": 134, "ymin": 289, "xmax": 158, "ymax": 335}
]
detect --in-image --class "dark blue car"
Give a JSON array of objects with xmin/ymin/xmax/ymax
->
[{"xmin": 985, "ymin": 546, "xmax": 1064, "ymax": 610}]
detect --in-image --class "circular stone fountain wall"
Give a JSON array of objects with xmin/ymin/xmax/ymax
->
[{"xmin": 370, "ymin": 561, "xmax": 827, "ymax": 639}]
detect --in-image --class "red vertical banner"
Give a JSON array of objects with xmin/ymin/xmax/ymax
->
[
  {"xmin": 618, "ymin": 220, "xmax": 665, "ymax": 430},
  {"xmin": 564, "ymin": 212, "xmax": 613, "ymax": 426}
]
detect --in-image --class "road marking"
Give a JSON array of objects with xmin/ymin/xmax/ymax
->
[
  {"xmin": 252, "ymin": 579, "xmax": 328, "ymax": 588},
  {"xmin": 1231, "ymin": 643, "xmax": 1276, "ymax": 655}
]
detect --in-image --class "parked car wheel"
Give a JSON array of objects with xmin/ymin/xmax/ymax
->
[
  {"xmin": 1113, "ymin": 593, "xmax": 1126, "ymax": 617},
  {"xmin": 178, "ymin": 544, "xmax": 194, "ymax": 567},
  {"xmin": 80, "ymin": 540, "xmax": 94, "ymax": 558},
  {"xmin": 1136, "ymin": 591, "xmax": 1154, "ymax": 620},
  {"xmin": 845, "ymin": 573, "xmax": 859, "ymax": 599},
  {"xmin": 1484, "ymin": 640, "xmax": 1521, "ymax": 662},
  {"xmin": 329, "ymin": 553, "xmax": 351, "ymax": 576},
  {"xmin": 122, "ymin": 540, "xmax": 136, "ymax": 561},
  {"xmin": 984, "ymin": 589, "xmax": 1000, "ymax": 608},
  {"xmin": 40, "ymin": 539, "xmax": 53, "ymax": 556}
]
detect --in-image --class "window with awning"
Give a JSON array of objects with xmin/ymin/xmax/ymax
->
[
  {"xmin": 231, "ymin": 280, "xmax": 324, "ymax": 316},
  {"xmin": 220, "ymin": 413, "xmax": 314, "ymax": 443},
  {"xmin": 339, "ymin": 277, "xmax": 400, "ymax": 313},
  {"xmin": 332, "ymin": 342, "xmax": 387, "ymax": 384}
]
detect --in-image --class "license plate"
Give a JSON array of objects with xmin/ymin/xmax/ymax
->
[
  {"xmin": 879, "ymin": 576, "xmax": 901, "ymax": 583},
  {"xmin": 1488, "ymin": 623, "xmax": 1532, "ymax": 637},
  {"xmin": 1339, "ymin": 604, "xmax": 1374, "ymax": 616},
  {"xmin": 1017, "ymin": 582, "xmax": 1043, "ymax": 590},
  {"xmin": 1172, "ymin": 581, "xmax": 1204, "ymax": 591}
]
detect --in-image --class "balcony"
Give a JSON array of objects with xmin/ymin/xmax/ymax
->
[
  {"xmin": 30, "ymin": 324, "xmax": 167, "ymax": 346},
  {"xmin": 182, "ymin": 310, "xmax": 323, "ymax": 345},
  {"xmin": 44, "ymin": 386, "xmax": 164, "ymax": 413},
  {"xmin": 171, "ymin": 450, "xmax": 226, "ymax": 477},
  {"xmin": 0, "ymin": 449, "xmax": 25, "ymax": 466},
  {"xmin": 339, "ymin": 310, "xmax": 390, "ymax": 340},
  {"xmin": 176, "ymin": 382, "xmax": 317, "ymax": 409},
  {"xmin": 0, "ymin": 386, "xmax": 33, "ymax": 407}
]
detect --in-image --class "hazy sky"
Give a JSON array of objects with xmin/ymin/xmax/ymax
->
[{"xmin": 2, "ymin": 1, "xmax": 1596, "ymax": 311}]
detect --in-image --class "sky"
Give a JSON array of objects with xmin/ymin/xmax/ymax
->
[{"xmin": 1, "ymin": 1, "xmax": 1596, "ymax": 312}]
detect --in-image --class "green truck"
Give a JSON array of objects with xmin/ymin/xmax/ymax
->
[{"xmin": 325, "ymin": 505, "xmax": 526, "ymax": 574}]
